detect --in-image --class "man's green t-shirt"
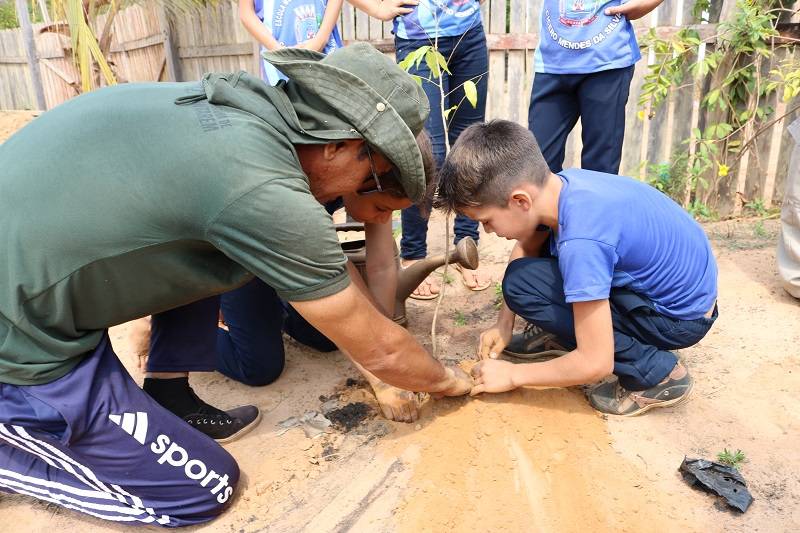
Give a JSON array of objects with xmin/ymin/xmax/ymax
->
[{"xmin": 0, "ymin": 80, "xmax": 350, "ymax": 386}]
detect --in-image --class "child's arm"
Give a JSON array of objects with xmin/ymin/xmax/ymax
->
[
  {"xmin": 470, "ymin": 299, "xmax": 615, "ymax": 395},
  {"xmin": 346, "ymin": 0, "xmax": 419, "ymax": 22},
  {"xmin": 299, "ymin": 0, "xmax": 344, "ymax": 52},
  {"xmin": 238, "ymin": 0, "xmax": 282, "ymax": 50},
  {"xmin": 604, "ymin": 0, "xmax": 664, "ymax": 21},
  {"xmin": 478, "ymin": 229, "xmax": 551, "ymax": 359},
  {"xmin": 363, "ymin": 219, "xmax": 397, "ymax": 318}
]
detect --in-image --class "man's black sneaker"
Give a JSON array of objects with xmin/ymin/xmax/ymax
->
[
  {"xmin": 503, "ymin": 323, "xmax": 569, "ymax": 361},
  {"xmin": 143, "ymin": 377, "xmax": 261, "ymax": 443},
  {"xmin": 587, "ymin": 361, "xmax": 693, "ymax": 417},
  {"xmin": 183, "ymin": 389, "xmax": 261, "ymax": 443}
]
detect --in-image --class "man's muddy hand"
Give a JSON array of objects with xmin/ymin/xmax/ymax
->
[
  {"xmin": 372, "ymin": 381, "xmax": 421, "ymax": 422},
  {"xmin": 433, "ymin": 366, "xmax": 473, "ymax": 398}
]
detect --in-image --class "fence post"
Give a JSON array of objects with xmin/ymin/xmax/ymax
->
[
  {"xmin": 159, "ymin": 6, "xmax": 182, "ymax": 82},
  {"xmin": 14, "ymin": 0, "xmax": 46, "ymax": 110}
]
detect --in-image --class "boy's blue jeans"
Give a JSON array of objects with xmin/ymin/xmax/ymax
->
[
  {"xmin": 503, "ymin": 258, "xmax": 717, "ymax": 391},
  {"xmin": 528, "ymin": 65, "xmax": 635, "ymax": 173},
  {"xmin": 395, "ymin": 25, "xmax": 489, "ymax": 259},
  {"xmin": 147, "ymin": 279, "xmax": 333, "ymax": 387}
]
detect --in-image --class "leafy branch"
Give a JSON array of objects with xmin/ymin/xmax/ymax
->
[{"xmin": 638, "ymin": 0, "xmax": 798, "ymax": 211}]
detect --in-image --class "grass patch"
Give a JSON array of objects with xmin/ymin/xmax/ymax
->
[
  {"xmin": 494, "ymin": 282, "xmax": 504, "ymax": 309},
  {"xmin": 717, "ymin": 448, "xmax": 746, "ymax": 469}
]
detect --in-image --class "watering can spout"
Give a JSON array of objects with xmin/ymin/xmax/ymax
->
[
  {"xmin": 394, "ymin": 237, "xmax": 480, "ymax": 306},
  {"xmin": 336, "ymin": 223, "xmax": 480, "ymax": 326}
]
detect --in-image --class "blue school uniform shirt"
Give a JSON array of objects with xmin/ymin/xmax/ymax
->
[
  {"xmin": 535, "ymin": 0, "xmax": 640, "ymax": 74},
  {"xmin": 393, "ymin": 0, "xmax": 483, "ymax": 40},
  {"xmin": 548, "ymin": 169, "xmax": 717, "ymax": 320},
  {"xmin": 254, "ymin": 0, "xmax": 343, "ymax": 85}
]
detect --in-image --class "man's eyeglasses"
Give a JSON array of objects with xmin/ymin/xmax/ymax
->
[{"xmin": 357, "ymin": 144, "xmax": 385, "ymax": 196}]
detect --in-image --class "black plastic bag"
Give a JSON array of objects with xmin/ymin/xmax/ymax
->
[{"xmin": 679, "ymin": 457, "xmax": 753, "ymax": 512}]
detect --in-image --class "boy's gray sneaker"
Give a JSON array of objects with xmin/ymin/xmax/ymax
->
[
  {"xmin": 588, "ymin": 362, "xmax": 693, "ymax": 416},
  {"xmin": 502, "ymin": 323, "xmax": 569, "ymax": 361}
]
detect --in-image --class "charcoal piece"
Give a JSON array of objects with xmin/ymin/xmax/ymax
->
[{"xmin": 326, "ymin": 402, "xmax": 372, "ymax": 432}]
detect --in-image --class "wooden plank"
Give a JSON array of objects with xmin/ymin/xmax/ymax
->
[
  {"xmin": 178, "ymin": 43, "xmax": 253, "ymax": 59},
  {"xmin": 657, "ymin": 0, "xmax": 680, "ymax": 164},
  {"xmin": 301, "ymin": 23, "xmax": 800, "ymax": 52},
  {"xmin": 159, "ymin": 5, "xmax": 182, "ymax": 81},
  {"xmin": 340, "ymin": 4, "xmax": 356, "ymax": 41},
  {"xmin": 368, "ymin": 13, "xmax": 381, "ymax": 41},
  {"xmin": 110, "ymin": 33, "xmax": 165, "ymax": 54},
  {"xmin": 15, "ymin": 0, "xmax": 46, "ymax": 110},
  {"xmin": 0, "ymin": 55, "xmax": 27, "ymax": 63},
  {"xmin": 504, "ymin": 0, "xmax": 525, "ymax": 124},
  {"xmin": 382, "ymin": 19, "xmax": 393, "ymax": 40},
  {"xmin": 355, "ymin": 4, "xmax": 369, "ymax": 41},
  {"xmin": 485, "ymin": 0, "xmax": 506, "ymax": 121}
]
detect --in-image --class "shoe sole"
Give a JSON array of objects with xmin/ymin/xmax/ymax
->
[
  {"xmin": 502, "ymin": 349, "xmax": 568, "ymax": 362},
  {"xmin": 215, "ymin": 409, "xmax": 263, "ymax": 444},
  {"xmin": 617, "ymin": 380, "xmax": 694, "ymax": 417}
]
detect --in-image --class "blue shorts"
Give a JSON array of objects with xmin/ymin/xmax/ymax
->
[{"xmin": 0, "ymin": 334, "xmax": 239, "ymax": 527}]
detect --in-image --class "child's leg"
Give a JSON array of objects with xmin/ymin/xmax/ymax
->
[
  {"xmin": 0, "ymin": 335, "xmax": 239, "ymax": 527},
  {"xmin": 576, "ymin": 65, "xmax": 635, "ymax": 174},
  {"xmin": 148, "ymin": 297, "xmax": 221, "ymax": 373},
  {"xmin": 146, "ymin": 297, "xmax": 261, "ymax": 440},
  {"xmin": 527, "ymin": 73, "xmax": 580, "ymax": 172},
  {"xmin": 217, "ymin": 278, "xmax": 288, "ymax": 386},
  {"xmin": 395, "ymin": 37, "xmax": 448, "ymax": 261},
  {"xmin": 447, "ymin": 25, "xmax": 489, "ymax": 247},
  {"xmin": 502, "ymin": 257, "xmax": 715, "ymax": 391},
  {"xmin": 283, "ymin": 303, "xmax": 338, "ymax": 353}
]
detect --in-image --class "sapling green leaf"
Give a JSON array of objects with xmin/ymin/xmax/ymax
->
[{"xmin": 463, "ymin": 80, "xmax": 478, "ymax": 108}]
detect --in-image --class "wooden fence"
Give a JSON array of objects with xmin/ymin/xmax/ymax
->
[{"xmin": 1, "ymin": 0, "xmax": 798, "ymax": 215}]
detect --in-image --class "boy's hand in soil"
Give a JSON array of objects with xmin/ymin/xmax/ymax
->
[
  {"xmin": 478, "ymin": 320, "xmax": 513, "ymax": 359},
  {"xmin": 604, "ymin": 0, "xmax": 663, "ymax": 21},
  {"xmin": 469, "ymin": 359, "xmax": 517, "ymax": 396},
  {"xmin": 371, "ymin": 381, "xmax": 420, "ymax": 422}
]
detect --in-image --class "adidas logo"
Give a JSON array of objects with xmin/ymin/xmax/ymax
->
[
  {"xmin": 108, "ymin": 411, "xmax": 234, "ymax": 504},
  {"xmin": 108, "ymin": 412, "xmax": 148, "ymax": 445}
]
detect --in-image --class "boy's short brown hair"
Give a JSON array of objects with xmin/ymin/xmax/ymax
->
[{"xmin": 434, "ymin": 120, "xmax": 549, "ymax": 213}]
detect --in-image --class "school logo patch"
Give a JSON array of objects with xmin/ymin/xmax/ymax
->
[
  {"xmin": 559, "ymin": 0, "xmax": 599, "ymax": 27},
  {"xmin": 293, "ymin": 4, "xmax": 320, "ymax": 43}
]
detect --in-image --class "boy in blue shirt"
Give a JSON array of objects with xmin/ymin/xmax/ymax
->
[{"xmin": 436, "ymin": 120, "xmax": 718, "ymax": 416}]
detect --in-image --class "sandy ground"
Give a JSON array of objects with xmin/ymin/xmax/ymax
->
[{"xmin": 2, "ymin": 113, "xmax": 799, "ymax": 532}]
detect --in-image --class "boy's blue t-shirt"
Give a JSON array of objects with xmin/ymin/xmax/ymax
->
[
  {"xmin": 549, "ymin": 169, "xmax": 717, "ymax": 320},
  {"xmin": 535, "ymin": 0, "xmax": 640, "ymax": 74},
  {"xmin": 254, "ymin": 0, "xmax": 343, "ymax": 85},
  {"xmin": 393, "ymin": 0, "xmax": 483, "ymax": 40}
]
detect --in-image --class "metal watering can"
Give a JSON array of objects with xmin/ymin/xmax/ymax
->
[{"xmin": 337, "ymin": 223, "xmax": 480, "ymax": 326}]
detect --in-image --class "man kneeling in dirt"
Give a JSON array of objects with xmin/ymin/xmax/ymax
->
[
  {"xmin": 436, "ymin": 120, "xmax": 718, "ymax": 416},
  {"xmin": 0, "ymin": 44, "xmax": 471, "ymax": 527}
]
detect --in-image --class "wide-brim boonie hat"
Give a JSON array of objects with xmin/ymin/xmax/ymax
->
[{"xmin": 263, "ymin": 43, "xmax": 430, "ymax": 203}]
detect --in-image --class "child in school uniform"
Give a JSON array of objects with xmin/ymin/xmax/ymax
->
[
  {"xmin": 239, "ymin": 0, "xmax": 343, "ymax": 84},
  {"xmin": 436, "ymin": 120, "xmax": 718, "ymax": 416}
]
